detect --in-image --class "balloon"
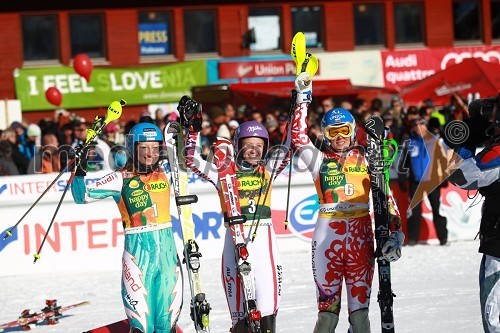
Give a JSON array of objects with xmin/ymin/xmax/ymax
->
[
  {"xmin": 45, "ymin": 87, "xmax": 62, "ymax": 107},
  {"xmin": 73, "ymin": 54, "xmax": 93, "ymax": 82}
]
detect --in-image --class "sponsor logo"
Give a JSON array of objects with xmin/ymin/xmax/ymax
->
[
  {"xmin": 327, "ymin": 162, "xmax": 340, "ymax": 176},
  {"xmin": 129, "ymin": 180, "xmax": 140, "ymax": 189},
  {"xmin": 225, "ymin": 266, "xmax": 235, "ymax": 298},
  {"xmin": 128, "ymin": 194, "xmax": 149, "ymax": 208},
  {"xmin": 247, "ymin": 126, "xmax": 263, "ymax": 133},
  {"xmin": 435, "ymin": 83, "xmax": 472, "ymax": 96},
  {"xmin": 237, "ymin": 65, "xmax": 253, "ymax": 77},
  {"xmin": 440, "ymin": 50, "xmax": 500, "ymax": 70},
  {"xmin": 143, "ymin": 180, "xmax": 168, "ymax": 193},
  {"xmin": 131, "ymin": 189, "xmax": 144, "ymax": 196},
  {"xmin": 125, "ymin": 293, "xmax": 139, "ymax": 310},
  {"xmin": 122, "ymin": 259, "xmax": 143, "ymax": 292},
  {"xmin": 288, "ymin": 194, "xmax": 319, "ymax": 240},
  {"xmin": 342, "ymin": 164, "xmax": 368, "ymax": 174},
  {"xmin": 0, "ymin": 184, "xmax": 7, "ymax": 195},
  {"xmin": 95, "ymin": 173, "xmax": 116, "ymax": 187},
  {"xmin": 238, "ymin": 176, "xmax": 262, "ymax": 190}
]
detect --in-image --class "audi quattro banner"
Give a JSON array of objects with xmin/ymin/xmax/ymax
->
[
  {"xmin": 382, "ymin": 45, "xmax": 500, "ymax": 89},
  {"xmin": 14, "ymin": 61, "xmax": 207, "ymax": 111}
]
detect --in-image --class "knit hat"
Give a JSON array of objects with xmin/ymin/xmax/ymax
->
[
  {"xmin": 10, "ymin": 121, "xmax": 23, "ymax": 131},
  {"xmin": 27, "ymin": 124, "xmax": 41, "ymax": 137},
  {"xmin": 228, "ymin": 120, "xmax": 239, "ymax": 129}
]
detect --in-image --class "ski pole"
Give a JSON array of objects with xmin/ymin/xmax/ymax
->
[
  {"xmin": 283, "ymin": 150, "xmax": 293, "ymax": 230},
  {"xmin": 252, "ymin": 32, "xmax": 318, "ymax": 241},
  {"xmin": 3, "ymin": 99, "xmax": 125, "ymax": 241},
  {"xmin": 33, "ymin": 170, "xmax": 75, "ymax": 263}
]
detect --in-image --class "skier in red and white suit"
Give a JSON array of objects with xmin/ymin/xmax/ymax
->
[
  {"xmin": 184, "ymin": 106, "xmax": 289, "ymax": 332},
  {"xmin": 291, "ymin": 73, "xmax": 404, "ymax": 333}
]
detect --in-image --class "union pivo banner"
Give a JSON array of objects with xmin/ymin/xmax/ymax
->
[{"xmin": 14, "ymin": 61, "xmax": 207, "ymax": 111}]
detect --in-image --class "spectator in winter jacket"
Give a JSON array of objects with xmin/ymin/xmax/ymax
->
[
  {"xmin": 400, "ymin": 117, "xmax": 449, "ymax": 245},
  {"xmin": 0, "ymin": 140, "xmax": 20, "ymax": 176}
]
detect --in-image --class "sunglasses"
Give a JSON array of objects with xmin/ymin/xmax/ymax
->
[{"xmin": 325, "ymin": 124, "xmax": 353, "ymax": 140}]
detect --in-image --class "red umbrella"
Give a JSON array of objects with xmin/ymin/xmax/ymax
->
[{"xmin": 401, "ymin": 58, "xmax": 500, "ymax": 106}]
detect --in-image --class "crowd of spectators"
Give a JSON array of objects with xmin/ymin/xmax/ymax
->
[{"xmin": 0, "ymin": 95, "xmax": 466, "ymax": 177}]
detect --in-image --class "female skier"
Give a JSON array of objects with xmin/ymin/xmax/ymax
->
[
  {"xmin": 71, "ymin": 123, "xmax": 182, "ymax": 333},
  {"xmin": 183, "ymin": 103, "xmax": 287, "ymax": 333},
  {"xmin": 291, "ymin": 72, "xmax": 404, "ymax": 333}
]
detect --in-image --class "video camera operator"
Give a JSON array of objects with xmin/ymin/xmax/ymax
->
[{"xmin": 448, "ymin": 94, "xmax": 500, "ymax": 333}]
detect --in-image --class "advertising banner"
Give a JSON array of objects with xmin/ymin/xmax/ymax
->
[
  {"xmin": 315, "ymin": 50, "xmax": 384, "ymax": 87},
  {"xmin": 14, "ymin": 61, "xmax": 207, "ymax": 111},
  {"xmin": 218, "ymin": 60, "xmax": 299, "ymax": 79},
  {"xmin": 381, "ymin": 45, "xmax": 500, "ymax": 89},
  {"xmin": 0, "ymin": 169, "xmax": 480, "ymax": 276},
  {"xmin": 138, "ymin": 23, "xmax": 170, "ymax": 56}
]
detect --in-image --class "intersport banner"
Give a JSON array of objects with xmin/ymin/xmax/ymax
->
[
  {"xmin": 0, "ymin": 169, "xmax": 481, "ymax": 276},
  {"xmin": 14, "ymin": 61, "xmax": 207, "ymax": 111},
  {"xmin": 381, "ymin": 45, "xmax": 500, "ymax": 89}
]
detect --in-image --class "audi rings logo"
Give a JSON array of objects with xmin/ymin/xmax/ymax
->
[{"xmin": 440, "ymin": 50, "xmax": 500, "ymax": 70}]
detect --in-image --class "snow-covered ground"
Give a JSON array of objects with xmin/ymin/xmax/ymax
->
[{"xmin": 0, "ymin": 240, "xmax": 483, "ymax": 333}]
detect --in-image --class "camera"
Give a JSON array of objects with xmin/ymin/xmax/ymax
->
[{"xmin": 468, "ymin": 95, "xmax": 500, "ymax": 127}]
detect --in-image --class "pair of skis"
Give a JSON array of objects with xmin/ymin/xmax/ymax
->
[
  {"xmin": 365, "ymin": 116, "xmax": 399, "ymax": 333},
  {"xmin": 164, "ymin": 120, "xmax": 211, "ymax": 333},
  {"xmin": 0, "ymin": 301, "xmax": 89, "ymax": 330}
]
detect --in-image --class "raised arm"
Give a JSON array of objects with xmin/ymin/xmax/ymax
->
[
  {"xmin": 71, "ymin": 171, "xmax": 123, "ymax": 204},
  {"xmin": 291, "ymin": 73, "xmax": 322, "ymax": 179},
  {"xmin": 185, "ymin": 131, "xmax": 220, "ymax": 189},
  {"xmin": 449, "ymin": 145, "xmax": 500, "ymax": 190}
]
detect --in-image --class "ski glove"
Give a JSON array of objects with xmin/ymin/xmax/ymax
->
[
  {"xmin": 74, "ymin": 145, "xmax": 89, "ymax": 177},
  {"xmin": 178, "ymin": 95, "xmax": 203, "ymax": 132},
  {"xmin": 294, "ymin": 72, "xmax": 312, "ymax": 104},
  {"xmin": 381, "ymin": 230, "xmax": 405, "ymax": 262}
]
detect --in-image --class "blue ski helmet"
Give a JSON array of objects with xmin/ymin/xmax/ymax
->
[
  {"xmin": 321, "ymin": 108, "xmax": 356, "ymax": 142},
  {"xmin": 233, "ymin": 121, "xmax": 269, "ymax": 157},
  {"xmin": 126, "ymin": 123, "xmax": 163, "ymax": 157}
]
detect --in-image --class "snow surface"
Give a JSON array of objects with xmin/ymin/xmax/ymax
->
[{"xmin": 0, "ymin": 240, "xmax": 484, "ymax": 333}]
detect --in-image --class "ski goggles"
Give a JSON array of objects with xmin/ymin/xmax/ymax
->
[{"xmin": 324, "ymin": 124, "xmax": 353, "ymax": 140}]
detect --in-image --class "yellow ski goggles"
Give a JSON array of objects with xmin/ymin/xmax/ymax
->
[{"xmin": 324, "ymin": 124, "xmax": 353, "ymax": 140}]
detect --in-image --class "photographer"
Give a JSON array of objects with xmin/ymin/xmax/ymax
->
[{"xmin": 448, "ymin": 95, "xmax": 500, "ymax": 333}]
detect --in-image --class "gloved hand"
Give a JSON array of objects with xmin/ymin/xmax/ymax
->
[
  {"xmin": 178, "ymin": 96, "xmax": 203, "ymax": 132},
  {"xmin": 74, "ymin": 145, "xmax": 89, "ymax": 177},
  {"xmin": 380, "ymin": 230, "xmax": 405, "ymax": 262},
  {"xmin": 294, "ymin": 72, "xmax": 312, "ymax": 104}
]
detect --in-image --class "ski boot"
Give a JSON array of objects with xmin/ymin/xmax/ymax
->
[
  {"xmin": 348, "ymin": 308, "xmax": 370, "ymax": 333},
  {"xmin": 260, "ymin": 314, "xmax": 276, "ymax": 333},
  {"xmin": 231, "ymin": 319, "xmax": 248, "ymax": 333},
  {"xmin": 313, "ymin": 311, "xmax": 339, "ymax": 333}
]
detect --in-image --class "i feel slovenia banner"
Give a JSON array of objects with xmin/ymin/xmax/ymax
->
[{"xmin": 14, "ymin": 60, "xmax": 207, "ymax": 111}]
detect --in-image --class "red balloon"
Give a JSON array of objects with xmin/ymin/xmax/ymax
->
[
  {"xmin": 45, "ymin": 87, "xmax": 62, "ymax": 107},
  {"xmin": 73, "ymin": 53, "xmax": 93, "ymax": 82}
]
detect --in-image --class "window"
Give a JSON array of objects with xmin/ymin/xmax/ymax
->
[
  {"xmin": 492, "ymin": 0, "xmax": 500, "ymax": 39},
  {"xmin": 355, "ymin": 4, "xmax": 385, "ymax": 46},
  {"xmin": 453, "ymin": 1, "xmax": 481, "ymax": 41},
  {"xmin": 22, "ymin": 15, "xmax": 59, "ymax": 61},
  {"xmin": 291, "ymin": 6, "xmax": 323, "ymax": 48},
  {"xmin": 138, "ymin": 11, "xmax": 172, "ymax": 56},
  {"xmin": 248, "ymin": 8, "xmax": 281, "ymax": 51},
  {"xmin": 184, "ymin": 10, "xmax": 217, "ymax": 53},
  {"xmin": 394, "ymin": 3, "xmax": 424, "ymax": 44},
  {"xmin": 70, "ymin": 14, "xmax": 105, "ymax": 58}
]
